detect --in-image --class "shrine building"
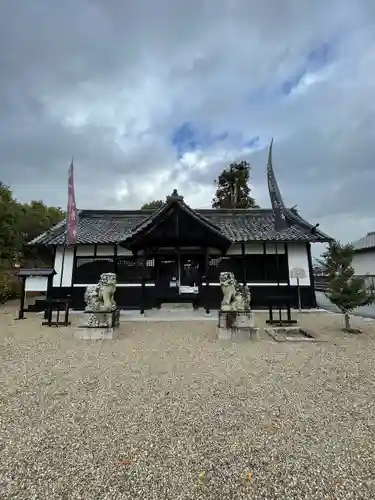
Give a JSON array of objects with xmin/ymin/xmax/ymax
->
[{"xmin": 28, "ymin": 146, "xmax": 333, "ymax": 312}]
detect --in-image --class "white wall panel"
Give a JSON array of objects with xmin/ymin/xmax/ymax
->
[
  {"xmin": 76, "ymin": 245, "xmax": 95, "ymax": 256},
  {"xmin": 287, "ymin": 243, "xmax": 310, "ymax": 286},
  {"xmin": 264, "ymin": 243, "xmax": 285, "ymax": 254},
  {"xmin": 53, "ymin": 246, "xmax": 74, "ymax": 287},
  {"xmin": 96, "ymin": 245, "xmax": 115, "ymax": 256},
  {"xmin": 117, "ymin": 246, "xmax": 133, "ymax": 256},
  {"xmin": 352, "ymin": 251, "xmax": 375, "ymax": 276}
]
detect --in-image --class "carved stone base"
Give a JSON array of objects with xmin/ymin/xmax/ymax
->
[
  {"xmin": 76, "ymin": 327, "xmax": 118, "ymax": 340},
  {"xmin": 77, "ymin": 309, "xmax": 120, "ymax": 340},
  {"xmin": 217, "ymin": 311, "xmax": 259, "ymax": 341}
]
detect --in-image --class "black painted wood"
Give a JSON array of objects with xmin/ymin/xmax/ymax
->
[{"xmin": 306, "ymin": 242, "xmax": 317, "ymax": 308}]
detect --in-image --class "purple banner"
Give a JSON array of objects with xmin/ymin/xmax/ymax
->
[{"xmin": 66, "ymin": 160, "xmax": 77, "ymax": 245}]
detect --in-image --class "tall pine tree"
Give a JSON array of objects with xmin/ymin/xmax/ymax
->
[{"xmin": 212, "ymin": 161, "xmax": 258, "ymax": 209}]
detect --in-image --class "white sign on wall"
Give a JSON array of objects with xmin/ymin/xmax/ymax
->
[
  {"xmin": 179, "ymin": 285, "xmax": 199, "ymax": 294},
  {"xmin": 289, "ymin": 267, "xmax": 307, "ymax": 280},
  {"xmin": 289, "ymin": 267, "xmax": 306, "ymax": 311}
]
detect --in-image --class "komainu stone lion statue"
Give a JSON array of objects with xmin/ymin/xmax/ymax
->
[
  {"xmin": 84, "ymin": 272, "xmax": 117, "ymax": 327},
  {"xmin": 220, "ymin": 271, "xmax": 251, "ymax": 312}
]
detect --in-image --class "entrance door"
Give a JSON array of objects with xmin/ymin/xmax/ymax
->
[
  {"xmin": 180, "ymin": 255, "xmax": 203, "ymax": 287},
  {"xmin": 156, "ymin": 255, "xmax": 179, "ymax": 301},
  {"xmin": 156, "ymin": 253, "xmax": 204, "ymax": 303}
]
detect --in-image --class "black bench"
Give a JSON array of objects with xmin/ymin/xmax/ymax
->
[
  {"xmin": 266, "ymin": 295, "xmax": 297, "ymax": 325},
  {"xmin": 42, "ymin": 297, "xmax": 71, "ymax": 327}
]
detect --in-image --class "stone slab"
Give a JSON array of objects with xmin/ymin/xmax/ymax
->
[
  {"xmin": 218, "ymin": 311, "xmax": 255, "ymax": 329},
  {"xmin": 265, "ymin": 326, "xmax": 328, "ymax": 342},
  {"xmin": 217, "ymin": 326, "xmax": 260, "ymax": 341},
  {"xmin": 76, "ymin": 327, "xmax": 118, "ymax": 340}
]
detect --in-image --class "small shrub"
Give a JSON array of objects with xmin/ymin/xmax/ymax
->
[{"xmin": 0, "ymin": 268, "xmax": 21, "ymax": 303}]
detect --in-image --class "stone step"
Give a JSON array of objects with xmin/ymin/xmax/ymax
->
[{"xmin": 160, "ymin": 302, "xmax": 194, "ymax": 310}]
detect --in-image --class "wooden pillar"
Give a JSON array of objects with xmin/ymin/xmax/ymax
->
[
  {"xmin": 263, "ymin": 242, "xmax": 267, "ymax": 280},
  {"xmin": 44, "ymin": 273, "xmax": 55, "ymax": 320},
  {"xmin": 204, "ymin": 249, "xmax": 210, "ymax": 315},
  {"xmin": 306, "ymin": 242, "xmax": 317, "ymax": 308},
  {"xmin": 241, "ymin": 242, "xmax": 246, "ymax": 286},
  {"xmin": 275, "ymin": 242, "xmax": 280, "ymax": 286},
  {"xmin": 285, "ymin": 242, "xmax": 293, "ymax": 309},
  {"xmin": 16, "ymin": 277, "xmax": 27, "ymax": 320},
  {"xmin": 113, "ymin": 245, "xmax": 118, "ymax": 274},
  {"xmin": 140, "ymin": 253, "xmax": 146, "ymax": 315},
  {"xmin": 113, "ymin": 244, "xmax": 118, "ymax": 307}
]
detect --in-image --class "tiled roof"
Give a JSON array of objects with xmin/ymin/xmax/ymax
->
[
  {"xmin": 125, "ymin": 194, "xmax": 231, "ymax": 246},
  {"xmin": 29, "ymin": 207, "xmax": 333, "ymax": 245},
  {"xmin": 352, "ymin": 232, "xmax": 375, "ymax": 251}
]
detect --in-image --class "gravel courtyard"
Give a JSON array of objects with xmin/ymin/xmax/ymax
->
[{"xmin": 1, "ymin": 305, "xmax": 375, "ymax": 500}]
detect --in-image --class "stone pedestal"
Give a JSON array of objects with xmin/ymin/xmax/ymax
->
[
  {"xmin": 76, "ymin": 309, "xmax": 120, "ymax": 340},
  {"xmin": 217, "ymin": 311, "xmax": 259, "ymax": 341},
  {"xmin": 76, "ymin": 327, "xmax": 118, "ymax": 340}
]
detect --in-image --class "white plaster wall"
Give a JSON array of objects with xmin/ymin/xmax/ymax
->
[
  {"xmin": 209, "ymin": 243, "xmax": 285, "ymax": 255},
  {"xmin": 76, "ymin": 244, "xmax": 117, "ymax": 256},
  {"xmin": 97, "ymin": 245, "xmax": 115, "ymax": 256},
  {"xmin": 352, "ymin": 251, "xmax": 375, "ymax": 276},
  {"xmin": 25, "ymin": 276, "xmax": 48, "ymax": 292},
  {"xmin": 264, "ymin": 243, "xmax": 285, "ymax": 254},
  {"xmin": 76, "ymin": 245, "xmax": 95, "ymax": 256},
  {"xmin": 53, "ymin": 246, "xmax": 75, "ymax": 287},
  {"xmin": 287, "ymin": 243, "xmax": 310, "ymax": 286},
  {"xmin": 116, "ymin": 246, "xmax": 132, "ymax": 256}
]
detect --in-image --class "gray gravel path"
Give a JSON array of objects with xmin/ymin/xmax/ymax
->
[{"xmin": 1, "ymin": 310, "xmax": 375, "ymax": 499}]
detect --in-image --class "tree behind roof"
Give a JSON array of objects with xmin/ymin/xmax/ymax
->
[
  {"xmin": 317, "ymin": 241, "xmax": 375, "ymax": 331},
  {"xmin": 140, "ymin": 200, "xmax": 164, "ymax": 210},
  {"xmin": 212, "ymin": 161, "xmax": 258, "ymax": 209}
]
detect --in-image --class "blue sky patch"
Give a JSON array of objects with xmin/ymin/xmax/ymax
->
[
  {"xmin": 244, "ymin": 136, "xmax": 260, "ymax": 148},
  {"xmin": 171, "ymin": 122, "xmax": 230, "ymax": 157},
  {"xmin": 281, "ymin": 41, "xmax": 335, "ymax": 96}
]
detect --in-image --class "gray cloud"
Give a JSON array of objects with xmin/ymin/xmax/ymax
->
[{"xmin": 1, "ymin": 0, "xmax": 375, "ymax": 247}]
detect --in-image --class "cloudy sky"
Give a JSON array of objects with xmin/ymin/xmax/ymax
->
[{"xmin": 1, "ymin": 0, "xmax": 375, "ymax": 248}]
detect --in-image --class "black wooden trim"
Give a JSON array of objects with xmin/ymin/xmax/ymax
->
[
  {"xmin": 205, "ymin": 248, "xmax": 210, "ymax": 314},
  {"xmin": 71, "ymin": 245, "xmax": 78, "ymax": 287},
  {"xmin": 275, "ymin": 243, "xmax": 280, "ymax": 286},
  {"xmin": 16, "ymin": 277, "xmax": 27, "ymax": 320},
  {"xmin": 140, "ymin": 253, "xmax": 147, "ymax": 314},
  {"xmin": 53, "ymin": 246, "xmax": 57, "ymax": 267},
  {"xmin": 241, "ymin": 242, "xmax": 246, "ymax": 285},
  {"xmin": 284, "ymin": 243, "xmax": 290, "ymax": 286},
  {"xmin": 263, "ymin": 242, "xmax": 267, "ymax": 280},
  {"xmin": 306, "ymin": 242, "xmax": 317, "ymax": 307},
  {"xmin": 113, "ymin": 244, "xmax": 118, "ymax": 274}
]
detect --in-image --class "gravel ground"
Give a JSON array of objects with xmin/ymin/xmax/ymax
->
[{"xmin": 1, "ymin": 304, "xmax": 375, "ymax": 499}]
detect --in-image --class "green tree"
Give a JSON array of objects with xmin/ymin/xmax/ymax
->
[
  {"xmin": 0, "ymin": 182, "xmax": 66, "ymax": 302},
  {"xmin": 318, "ymin": 241, "xmax": 375, "ymax": 332},
  {"xmin": 18, "ymin": 201, "xmax": 65, "ymax": 265},
  {"xmin": 141, "ymin": 200, "xmax": 164, "ymax": 210},
  {"xmin": 0, "ymin": 182, "xmax": 22, "ymax": 264},
  {"xmin": 212, "ymin": 161, "xmax": 258, "ymax": 209}
]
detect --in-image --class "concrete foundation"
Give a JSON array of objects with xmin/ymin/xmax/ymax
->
[
  {"xmin": 76, "ymin": 327, "xmax": 118, "ymax": 340},
  {"xmin": 217, "ymin": 311, "xmax": 259, "ymax": 341}
]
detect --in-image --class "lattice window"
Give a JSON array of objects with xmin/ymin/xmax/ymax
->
[
  {"xmin": 207, "ymin": 254, "xmax": 289, "ymax": 283},
  {"xmin": 207, "ymin": 256, "xmax": 243, "ymax": 282},
  {"xmin": 116, "ymin": 257, "xmax": 155, "ymax": 283},
  {"xmin": 74, "ymin": 257, "xmax": 115, "ymax": 284}
]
